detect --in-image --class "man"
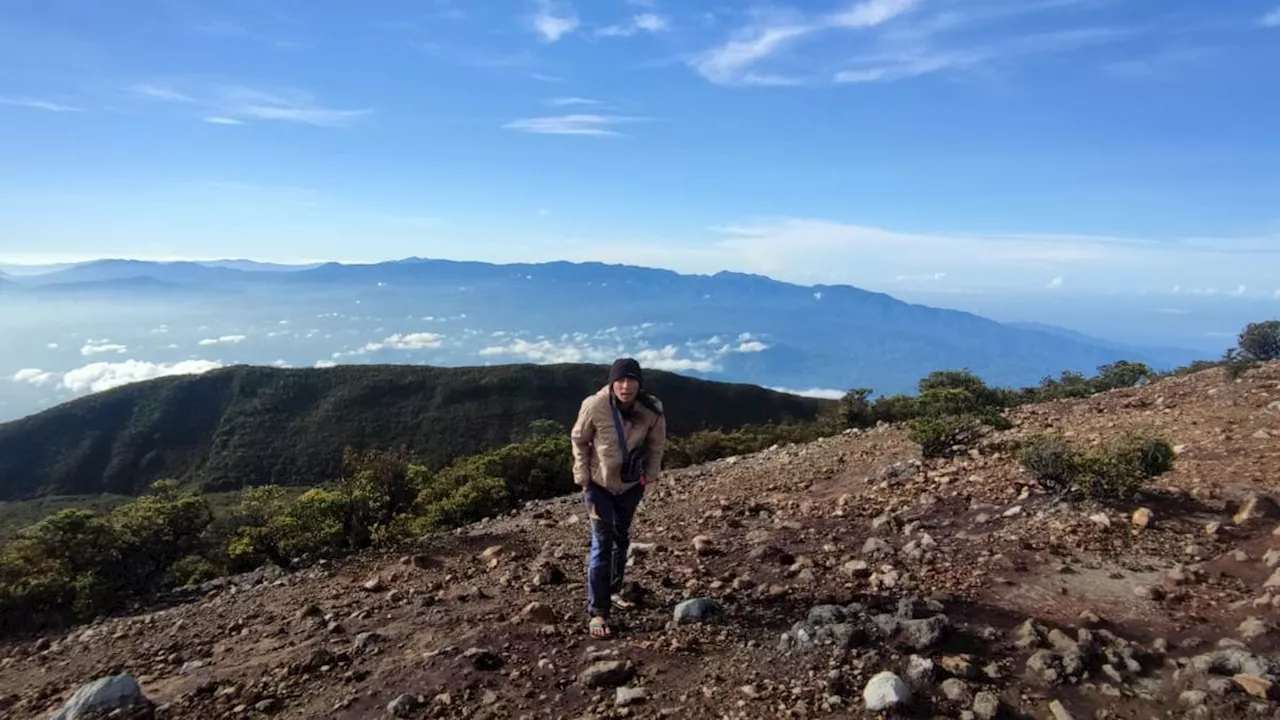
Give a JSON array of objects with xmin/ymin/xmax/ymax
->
[{"xmin": 571, "ymin": 357, "xmax": 667, "ymax": 637}]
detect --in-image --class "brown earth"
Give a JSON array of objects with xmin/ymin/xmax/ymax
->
[{"xmin": 4, "ymin": 363, "xmax": 1280, "ymax": 720}]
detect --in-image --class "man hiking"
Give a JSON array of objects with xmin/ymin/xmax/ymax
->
[{"xmin": 571, "ymin": 357, "xmax": 667, "ymax": 637}]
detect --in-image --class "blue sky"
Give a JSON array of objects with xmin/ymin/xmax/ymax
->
[{"xmin": 1, "ymin": 0, "xmax": 1278, "ymax": 297}]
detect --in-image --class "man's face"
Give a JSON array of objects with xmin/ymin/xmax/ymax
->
[{"xmin": 612, "ymin": 376, "xmax": 639, "ymax": 403}]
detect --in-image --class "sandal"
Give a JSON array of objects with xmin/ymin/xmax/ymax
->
[
  {"xmin": 589, "ymin": 616, "xmax": 612, "ymax": 637},
  {"xmin": 611, "ymin": 594, "xmax": 636, "ymax": 610}
]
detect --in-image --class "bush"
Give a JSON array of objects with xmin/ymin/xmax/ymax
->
[
  {"xmin": 420, "ymin": 474, "xmax": 512, "ymax": 531},
  {"xmin": 1017, "ymin": 433, "xmax": 1175, "ymax": 502},
  {"xmin": 165, "ymin": 554, "xmax": 219, "ymax": 588},
  {"xmin": 1238, "ymin": 320, "xmax": 1280, "ymax": 361},
  {"xmin": 907, "ymin": 415, "xmax": 988, "ymax": 459},
  {"xmin": 1223, "ymin": 348, "xmax": 1261, "ymax": 380},
  {"xmin": 1017, "ymin": 436, "xmax": 1075, "ymax": 495}
]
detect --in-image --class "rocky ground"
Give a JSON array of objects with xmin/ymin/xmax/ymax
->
[{"xmin": 3, "ymin": 363, "xmax": 1280, "ymax": 720}]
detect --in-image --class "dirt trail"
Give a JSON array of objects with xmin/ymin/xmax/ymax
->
[{"xmin": 4, "ymin": 363, "xmax": 1280, "ymax": 719}]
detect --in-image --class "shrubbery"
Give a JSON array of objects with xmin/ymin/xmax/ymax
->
[
  {"xmin": 0, "ymin": 481, "xmax": 214, "ymax": 634},
  {"xmin": 1018, "ymin": 433, "xmax": 1175, "ymax": 502}
]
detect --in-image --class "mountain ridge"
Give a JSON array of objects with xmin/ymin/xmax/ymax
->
[
  {"xmin": 0, "ymin": 362, "xmax": 831, "ymax": 501},
  {"xmin": 0, "ymin": 257, "xmax": 1210, "ymax": 406}
]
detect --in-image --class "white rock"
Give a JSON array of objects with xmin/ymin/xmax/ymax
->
[
  {"xmin": 863, "ymin": 670, "xmax": 911, "ymax": 711},
  {"xmin": 52, "ymin": 674, "xmax": 148, "ymax": 720}
]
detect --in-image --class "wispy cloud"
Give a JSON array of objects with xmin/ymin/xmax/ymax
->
[
  {"xmin": 1103, "ymin": 45, "xmax": 1220, "ymax": 80},
  {"xmin": 564, "ymin": 217, "xmax": 1280, "ymax": 294},
  {"xmin": 11, "ymin": 368, "xmax": 55, "ymax": 386},
  {"xmin": 130, "ymin": 84, "xmax": 197, "ymax": 104},
  {"xmin": 197, "ymin": 334, "xmax": 247, "ymax": 346},
  {"xmin": 81, "ymin": 342, "xmax": 127, "ymax": 356},
  {"xmin": 337, "ymin": 332, "xmax": 446, "ymax": 357},
  {"xmin": 532, "ymin": 0, "xmax": 579, "ymax": 42},
  {"xmin": 692, "ymin": 0, "xmax": 1135, "ymax": 88},
  {"xmin": 1262, "ymin": 7, "xmax": 1280, "ymax": 28},
  {"xmin": 690, "ymin": 0, "xmax": 920, "ymax": 86},
  {"xmin": 130, "ymin": 83, "xmax": 371, "ymax": 127},
  {"xmin": 546, "ymin": 96, "xmax": 601, "ymax": 106},
  {"xmin": 598, "ymin": 13, "xmax": 671, "ymax": 37},
  {"xmin": 478, "ymin": 327, "xmax": 769, "ymax": 372},
  {"xmin": 0, "ymin": 97, "xmax": 83, "ymax": 113},
  {"xmin": 834, "ymin": 28, "xmax": 1136, "ymax": 84},
  {"xmin": 503, "ymin": 114, "xmax": 645, "ymax": 136},
  {"xmin": 1047, "ymin": 276, "xmax": 1065, "ymax": 289}
]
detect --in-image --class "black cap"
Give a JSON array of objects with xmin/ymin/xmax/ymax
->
[{"xmin": 608, "ymin": 357, "xmax": 642, "ymax": 385}]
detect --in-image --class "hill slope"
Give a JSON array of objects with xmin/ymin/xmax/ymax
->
[
  {"xmin": 0, "ymin": 363, "xmax": 830, "ymax": 501},
  {"xmin": 2, "ymin": 364, "xmax": 1277, "ymax": 719}
]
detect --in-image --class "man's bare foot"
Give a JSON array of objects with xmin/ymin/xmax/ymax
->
[{"xmin": 589, "ymin": 616, "xmax": 611, "ymax": 637}]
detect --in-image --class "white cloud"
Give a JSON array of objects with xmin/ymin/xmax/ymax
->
[
  {"xmin": 46, "ymin": 342, "xmax": 59, "ymax": 349},
  {"xmin": 690, "ymin": 0, "xmax": 919, "ymax": 86},
  {"xmin": 546, "ymin": 97, "xmax": 601, "ymax": 106},
  {"xmin": 131, "ymin": 83, "xmax": 370, "ymax": 127},
  {"xmin": 503, "ymin": 114, "xmax": 645, "ymax": 136},
  {"xmin": 532, "ymin": 0, "xmax": 579, "ymax": 42},
  {"xmin": 769, "ymin": 386, "xmax": 847, "ymax": 400},
  {"xmin": 599, "ymin": 13, "xmax": 671, "ymax": 37},
  {"xmin": 478, "ymin": 327, "xmax": 770, "ymax": 373},
  {"xmin": 315, "ymin": 359, "xmax": 337, "ymax": 368},
  {"xmin": 833, "ymin": 28, "xmax": 1135, "ymax": 85},
  {"xmin": 1262, "ymin": 8, "xmax": 1280, "ymax": 27},
  {"xmin": 1047, "ymin": 276, "xmax": 1064, "ymax": 289},
  {"xmin": 81, "ymin": 342, "xmax": 128, "ymax": 356},
  {"xmin": 353, "ymin": 332, "xmax": 446, "ymax": 354},
  {"xmin": 692, "ymin": 0, "xmax": 1134, "ymax": 88},
  {"xmin": 271, "ymin": 359, "xmax": 292, "ymax": 368},
  {"xmin": 0, "ymin": 97, "xmax": 83, "ymax": 113},
  {"xmin": 12, "ymin": 368, "xmax": 55, "ymax": 386},
  {"xmin": 198, "ymin": 334, "xmax": 248, "ymax": 346},
  {"xmin": 60, "ymin": 359, "xmax": 223, "ymax": 394}
]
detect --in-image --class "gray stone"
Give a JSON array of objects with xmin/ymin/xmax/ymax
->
[
  {"xmin": 863, "ymin": 671, "xmax": 910, "ymax": 711},
  {"xmin": 673, "ymin": 597, "xmax": 723, "ymax": 625},
  {"xmin": 897, "ymin": 615, "xmax": 950, "ymax": 650},
  {"xmin": 52, "ymin": 673, "xmax": 150, "ymax": 720},
  {"xmin": 1180, "ymin": 690, "xmax": 1208, "ymax": 707},
  {"xmin": 354, "ymin": 631, "xmax": 381, "ymax": 651},
  {"xmin": 972, "ymin": 691, "xmax": 1001, "ymax": 720},
  {"xmin": 863, "ymin": 537, "xmax": 894, "ymax": 557},
  {"xmin": 387, "ymin": 694, "xmax": 418, "ymax": 717},
  {"xmin": 616, "ymin": 686, "xmax": 650, "ymax": 707},
  {"xmin": 905, "ymin": 655, "xmax": 935, "ymax": 687},
  {"xmin": 941, "ymin": 678, "xmax": 972, "ymax": 704},
  {"xmin": 580, "ymin": 660, "xmax": 635, "ymax": 688},
  {"xmin": 808, "ymin": 605, "xmax": 847, "ymax": 626}
]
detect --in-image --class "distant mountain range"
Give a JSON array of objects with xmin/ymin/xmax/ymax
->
[{"xmin": 0, "ymin": 257, "xmax": 1210, "ymax": 402}]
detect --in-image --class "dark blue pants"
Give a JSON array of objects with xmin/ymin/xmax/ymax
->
[{"xmin": 584, "ymin": 482, "xmax": 645, "ymax": 618}]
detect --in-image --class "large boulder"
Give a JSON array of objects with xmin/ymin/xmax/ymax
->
[{"xmin": 52, "ymin": 673, "xmax": 152, "ymax": 720}]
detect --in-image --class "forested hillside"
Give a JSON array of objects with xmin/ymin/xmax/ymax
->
[{"xmin": 0, "ymin": 363, "xmax": 830, "ymax": 501}]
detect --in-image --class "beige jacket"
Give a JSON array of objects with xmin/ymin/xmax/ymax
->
[{"xmin": 571, "ymin": 384, "xmax": 667, "ymax": 494}]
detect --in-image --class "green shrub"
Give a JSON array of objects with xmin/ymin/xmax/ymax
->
[
  {"xmin": 420, "ymin": 474, "xmax": 512, "ymax": 531},
  {"xmin": 907, "ymin": 415, "xmax": 988, "ymax": 459},
  {"xmin": 1238, "ymin": 320, "xmax": 1280, "ymax": 361},
  {"xmin": 1017, "ymin": 433, "xmax": 1175, "ymax": 502},
  {"xmin": 165, "ymin": 555, "xmax": 219, "ymax": 588},
  {"xmin": 1017, "ymin": 436, "xmax": 1076, "ymax": 495},
  {"xmin": 1223, "ymin": 348, "xmax": 1260, "ymax": 380}
]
